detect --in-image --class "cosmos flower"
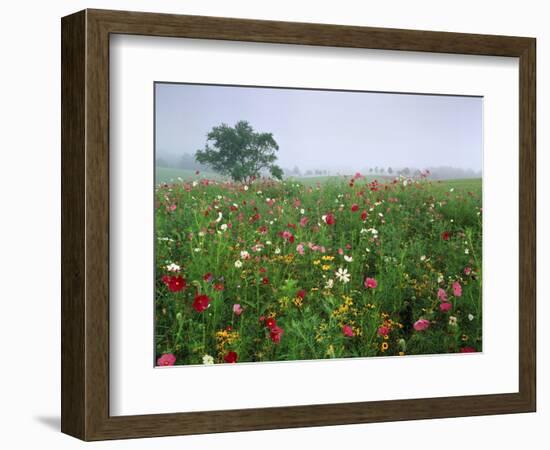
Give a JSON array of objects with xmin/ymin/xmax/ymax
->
[
  {"xmin": 322, "ymin": 213, "xmax": 336, "ymax": 225},
  {"xmin": 437, "ymin": 288, "xmax": 448, "ymax": 302},
  {"xmin": 202, "ymin": 354, "xmax": 214, "ymax": 365},
  {"xmin": 439, "ymin": 302, "xmax": 452, "ymax": 312},
  {"xmin": 335, "ymin": 268, "xmax": 350, "ymax": 283},
  {"xmin": 344, "ymin": 255, "xmax": 353, "ymax": 263},
  {"xmin": 162, "ymin": 275, "xmax": 186, "ymax": 293},
  {"xmin": 269, "ymin": 326, "xmax": 284, "ymax": 343},
  {"xmin": 452, "ymin": 281, "xmax": 462, "ymax": 297},
  {"xmin": 441, "ymin": 231, "xmax": 451, "ymax": 241},
  {"xmin": 233, "ymin": 304, "xmax": 243, "ymax": 316},
  {"xmin": 165, "ymin": 263, "xmax": 181, "ymax": 272},
  {"xmin": 342, "ymin": 324, "xmax": 354, "ymax": 337},
  {"xmin": 157, "ymin": 353, "xmax": 176, "ymax": 366},
  {"xmin": 234, "ymin": 260, "xmax": 243, "ymax": 268},
  {"xmin": 192, "ymin": 294, "xmax": 211, "ymax": 312},
  {"xmin": 413, "ymin": 319, "xmax": 430, "ymax": 331},
  {"xmin": 364, "ymin": 277, "xmax": 377, "ymax": 289},
  {"xmin": 377, "ymin": 326, "xmax": 390, "ymax": 336},
  {"xmin": 224, "ymin": 351, "xmax": 238, "ymax": 363}
]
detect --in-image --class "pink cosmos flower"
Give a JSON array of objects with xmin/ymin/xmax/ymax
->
[
  {"xmin": 342, "ymin": 324, "xmax": 354, "ymax": 337},
  {"xmin": 364, "ymin": 277, "xmax": 378, "ymax": 289},
  {"xmin": 157, "ymin": 353, "xmax": 176, "ymax": 366},
  {"xmin": 168, "ymin": 204, "xmax": 177, "ymax": 212},
  {"xmin": 439, "ymin": 302, "xmax": 452, "ymax": 313},
  {"xmin": 296, "ymin": 243, "xmax": 305, "ymax": 255},
  {"xmin": 233, "ymin": 304, "xmax": 243, "ymax": 316},
  {"xmin": 299, "ymin": 216, "xmax": 309, "ymax": 227},
  {"xmin": 338, "ymin": 247, "xmax": 344, "ymax": 255},
  {"xmin": 280, "ymin": 230, "xmax": 295, "ymax": 244},
  {"xmin": 437, "ymin": 288, "xmax": 448, "ymax": 302},
  {"xmin": 413, "ymin": 319, "xmax": 430, "ymax": 331},
  {"xmin": 464, "ymin": 267, "xmax": 472, "ymax": 275},
  {"xmin": 377, "ymin": 326, "xmax": 390, "ymax": 336},
  {"xmin": 452, "ymin": 281, "xmax": 462, "ymax": 297}
]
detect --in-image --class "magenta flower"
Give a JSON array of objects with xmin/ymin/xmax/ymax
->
[
  {"xmin": 157, "ymin": 353, "xmax": 176, "ymax": 366},
  {"xmin": 439, "ymin": 302, "xmax": 452, "ymax": 313},
  {"xmin": 437, "ymin": 288, "xmax": 448, "ymax": 302},
  {"xmin": 342, "ymin": 324, "xmax": 354, "ymax": 337},
  {"xmin": 299, "ymin": 216, "xmax": 309, "ymax": 227},
  {"xmin": 364, "ymin": 277, "xmax": 377, "ymax": 289},
  {"xmin": 296, "ymin": 243, "xmax": 305, "ymax": 255},
  {"xmin": 377, "ymin": 326, "xmax": 390, "ymax": 336},
  {"xmin": 452, "ymin": 281, "xmax": 462, "ymax": 297},
  {"xmin": 413, "ymin": 319, "xmax": 430, "ymax": 331},
  {"xmin": 233, "ymin": 304, "xmax": 243, "ymax": 316}
]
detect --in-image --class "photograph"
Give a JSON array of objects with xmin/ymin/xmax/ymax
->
[{"xmin": 154, "ymin": 82, "xmax": 483, "ymax": 367}]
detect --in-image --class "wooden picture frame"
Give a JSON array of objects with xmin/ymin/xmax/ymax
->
[{"xmin": 61, "ymin": 9, "xmax": 536, "ymax": 441}]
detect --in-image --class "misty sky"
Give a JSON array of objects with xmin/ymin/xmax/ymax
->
[{"xmin": 155, "ymin": 83, "xmax": 482, "ymax": 173}]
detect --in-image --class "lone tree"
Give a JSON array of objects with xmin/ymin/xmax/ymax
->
[{"xmin": 195, "ymin": 121, "xmax": 283, "ymax": 183}]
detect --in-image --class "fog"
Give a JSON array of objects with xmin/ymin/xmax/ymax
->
[{"xmin": 155, "ymin": 83, "xmax": 482, "ymax": 176}]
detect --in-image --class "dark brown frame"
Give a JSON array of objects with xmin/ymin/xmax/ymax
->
[{"xmin": 61, "ymin": 9, "xmax": 536, "ymax": 441}]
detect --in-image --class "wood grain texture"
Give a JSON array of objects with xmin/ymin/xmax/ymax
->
[{"xmin": 61, "ymin": 9, "xmax": 537, "ymax": 441}]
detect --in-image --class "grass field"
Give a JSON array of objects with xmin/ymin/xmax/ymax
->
[{"xmin": 155, "ymin": 173, "xmax": 482, "ymax": 366}]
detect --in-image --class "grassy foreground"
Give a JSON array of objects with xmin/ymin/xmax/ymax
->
[{"xmin": 155, "ymin": 174, "xmax": 482, "ymax": 366}]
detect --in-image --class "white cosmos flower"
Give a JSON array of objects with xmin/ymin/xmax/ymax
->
[
  {"xmin": 344, "ymin": 255, "xmax": 353, "ymax": 263},
  {"xmin": 234, "ymin": 260, "xmax": 243, "ymax": 268},
  {"xmin": 240, "ymin": 250, "xmax": 250, "ymax": 260},
  {"xmin": 194, "ymin": 248, "xmax": 201, "ymax": 253},
  {"xmin": 449, "ymin": 316, "xmax": 458, "ymax": 326},
  {"xmin": 192, "ymin": 181, "xmax": 198, "ymax": 187},
  {"xmin": 202, "ymin": 354, "xmax": 214, "ymax": 365},
  {"xmin": 220, "ymin": 223, "xmax": 228, "ymax": 231},
  {"xmin": 165, "ymin": 263, "xmax": 181, "ymax": 272},
  {"xmin": 274, "ymin": 247, "xmax": 281, "ymax": 255},
  {"xmin": 266, "ymin": 241, "xmax": 272, "ymax": 246},
  {"xmin": 464, "ymin": 248, "xmax": 470, "ymax": 255},
  {"xmin": 300, "ymin": 208, "xmax": 305, "ymax": 214},
  {"xmin": 468, "ymin": 313, "xmax": 474, "ymax": 321},
  {"xmin": 437, "ymin": 274, "xmax": 444, "ymax": 283},
  {"xmin": 325, "ymin": 279, "xmax": 334, "ymax": 289},
  {"xmin": 244, "ymin": 185, "xmax": 249, "ymax": 191},
  {"xmin": 335, "ymin": 267, "xmax": 350, "ymax": 284}
]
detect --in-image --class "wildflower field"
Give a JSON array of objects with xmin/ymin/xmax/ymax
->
[{"xmin": 155, "ymin": 173, "xmax": 482, "ymax": 366}]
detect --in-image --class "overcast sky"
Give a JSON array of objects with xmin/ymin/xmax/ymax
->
[{"xmin": 155, "ymin": 83, "xmax": 482, "ymax": 173}]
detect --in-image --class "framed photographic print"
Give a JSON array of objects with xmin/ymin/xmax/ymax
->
[{"xmin": 61, "ymin": 9, "xmax": 536, "ymax": 440}]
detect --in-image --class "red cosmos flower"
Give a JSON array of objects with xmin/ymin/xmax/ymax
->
[
  {"xmin": 441, "ymin": 231, "xmax": 451, "ymax": 241},
  {"xmin": 157, "ymin": 353, "xmax": 176, "ymax": 366},
  {"xmin": 296, "ymin": 289, "xmax": 306, "ymax": 300},
  {"xmin": 342, "ymin": 324, "xmax": 354, "ymax": 337},
  {"xmin": 162, "ymin": 275, "xmax": 186, "ymax": 293},
  {"xmin": 351, "ymin": 204, "xmax": 359, "ymax": 212},
  {"xmin": 265, "ymin": 317, "xmax": 277, "ymax": 329},
  {"xmin": 261, "ymin": 277, "xmax": 270, "ymax": 285},
  {"xmin": 224, "ymin": 351, "xmax": 238, "ymax": 363},
  {"xmin": 459, "ymin": 346, "xmax": 477, "ymax": 353},
  {"xmin": 213, "ymin": 283, "xmax": 224, "ymax": 291},
  {"xmin": 192, "ymin": 294, "xmax": 211, "ymax": 312},
  {"xmin": 364, "ymin": 277, "xmax": 378, "ymax": 289},
  {"xmin": 270, "ymin": 326, "xmax": 284, "ymax": 343},
  {"xmin": 259, "ymin": 315, "xmax": 266, "ymax": 324},
  {"xmin": 280, "ymin": 230, "xmax": 295, "ymax": 243},
  {"xmin": 249, "ymin": 213, "xmax": 261, "ymax": 223},
  {"xmin": 203, "ymin": 272, "xmax": 213, "ymax": 282},
  {"xmin": 361, "ymin": 211, "xmax": 368, "ymax": 221},
  {"xmin": 323, "ymin": 213, "xmax": 336, "ymax": 225}
]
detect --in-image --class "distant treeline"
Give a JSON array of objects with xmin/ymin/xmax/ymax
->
[{"xmin": 156, "ymin": 152, "xmax": 481, "ymax": 180}]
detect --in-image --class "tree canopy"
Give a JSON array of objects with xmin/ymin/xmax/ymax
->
[{"xmin": 195, "ymin": 121, "xmax": 283, "ymax": 183}]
